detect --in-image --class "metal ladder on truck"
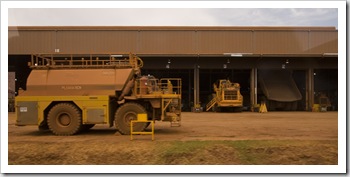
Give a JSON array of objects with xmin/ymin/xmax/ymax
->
[{"xmin": 206, "ymin": 94, "xmax": 221, "ymax": 111}]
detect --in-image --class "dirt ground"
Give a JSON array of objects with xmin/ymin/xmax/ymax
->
[{"xmin": 7, "ymin": 111, "xmax": 338, "ymax": 165}]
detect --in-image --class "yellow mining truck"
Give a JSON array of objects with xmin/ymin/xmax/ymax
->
[
  {"xmin": 15, "ymin": 53, "xmax": 181, "ymax": 135},
  {"xmin": 206, "ymin": 79, "xmax": 243, "ymax": 112}
]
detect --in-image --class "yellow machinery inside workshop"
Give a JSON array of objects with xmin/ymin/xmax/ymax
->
[{"xmin": 206, "ymin": 79, "xmax": 243, "ymax": 112}]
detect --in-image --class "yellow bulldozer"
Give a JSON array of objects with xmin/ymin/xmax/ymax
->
[{"xmin": 206, "ymin": 79, "xmax": 243, "ymax": 112}]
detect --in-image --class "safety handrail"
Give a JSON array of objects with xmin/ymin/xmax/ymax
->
[
  {"xmin": 30, "ymin": 53, "xmax": 143, "ymax": 69},
  {"xmin": 134, "ymin": 77, "xmax": 182, "ymax": 96}
]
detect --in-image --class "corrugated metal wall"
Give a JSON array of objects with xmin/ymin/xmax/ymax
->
[
  {"xmin": 139, "ymin": 31, "xmax": 197, "ymax": 54},
  {"xmin": 56, "ymin": 30, "xmax": 139, "ymax": 54},
  {"xmin": 8, "ymin": 27, "xmax": 338, "ymax": 55},
  {"xmin": 198, "ymin": 31, "xmax": 253, "ymax": 54},
  {"xmin": 9, "ymin": 30, "xmax": 55, "ymax": 54},
  {"xmin": 254, "ymin": 31, "xmax": 309, "ymax": 54},
  {"xmin": 309, "ymin": 31, "xmax": 338, "ymax": 53}
]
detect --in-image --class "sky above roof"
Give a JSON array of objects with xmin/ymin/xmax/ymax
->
[{"xmin": 8, "ymin": 4, "xmax": 338, "ymax": 29}]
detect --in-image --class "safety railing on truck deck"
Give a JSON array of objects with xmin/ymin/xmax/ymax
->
[
  {"xmin": 134, "ymin": 77, "xmax": 182, "ymax": 96},
  {"xmin": 159, "ymin": 78, "xmax": 182, "ymax": 95},
  {"xmin": 29, "ymin": 53, "xmax": 143, "ymax": 69}
]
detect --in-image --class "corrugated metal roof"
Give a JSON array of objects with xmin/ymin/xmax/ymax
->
[{"xmin": 8, "ymin": 26, "xmax": 337, "ymax": 31}]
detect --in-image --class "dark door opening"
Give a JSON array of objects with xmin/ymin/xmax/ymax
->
[
  {"xmin": 314, "ymin": 69, "xmax": 338, "ymax": 111},
  {"xmin": 8, "ymin": 55, "xmax": 32, "ymax": 95},
  {"xmin": 292, "ymin": 70, "xmax": 306, "ymax": 111}
]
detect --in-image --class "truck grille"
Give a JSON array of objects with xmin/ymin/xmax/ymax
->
[{"xmin": 224, "ymin": 90, "xmax": 238, "ymax": 100}]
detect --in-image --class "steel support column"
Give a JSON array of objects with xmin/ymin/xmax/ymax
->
[
  {"xmin": 306, "ymin": 68, "xmax": 314, "ymax": 111},
  {"xmin": 193, "ymin": 64, "xmax": 200, "ymax": 107},
  {"xmin": 250, "ymin": 68, "xmax": 258, "ymax": 111}
]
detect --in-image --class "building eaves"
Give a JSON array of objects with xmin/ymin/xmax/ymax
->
[{"xmin": 8, "ymin": 26, "xmax": 337, "ymax": 32}]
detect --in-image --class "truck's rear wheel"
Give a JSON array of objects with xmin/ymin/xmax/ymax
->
[
  {"xmin": 47, "ymin": 103, "xmax": 82, "ymax": 136},
  {"xmin": 115, "ymin": 103, "xmax": 148, "ymax": 135}
]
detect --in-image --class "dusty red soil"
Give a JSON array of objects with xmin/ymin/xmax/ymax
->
[
  {"xmin": 8, "ymin": 111, "xmax": 338, "ymax": 142},
  {"xmin": 7, "ymin": 111, "xmax": 338, "ymax": 165}
]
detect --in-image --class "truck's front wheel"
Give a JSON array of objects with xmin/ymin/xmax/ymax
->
[
  {"xmin": 115, "ymin": 103, "xmax": 148, "ymax": 135},
  {"xmin": 47, "ymin": 103, "xmax": 82, "ymax": 136}
]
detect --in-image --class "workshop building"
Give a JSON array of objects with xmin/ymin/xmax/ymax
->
[{"xmin": 8, "ymin": 26, "xmax": 338, "ymax": 111}]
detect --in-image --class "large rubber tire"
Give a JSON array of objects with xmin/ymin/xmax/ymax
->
[
  {"xmin": 47, "ymin": 103, "xmax": 82, "ymax": 136},
  {"xmin": 115, "ymin": 103, "xmax": 148, "ymax": 135}
]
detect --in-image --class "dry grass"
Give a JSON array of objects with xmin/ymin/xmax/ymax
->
[{"xmin": 8, "ymin": 140, "xmax": 337, "ymax": 165}]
